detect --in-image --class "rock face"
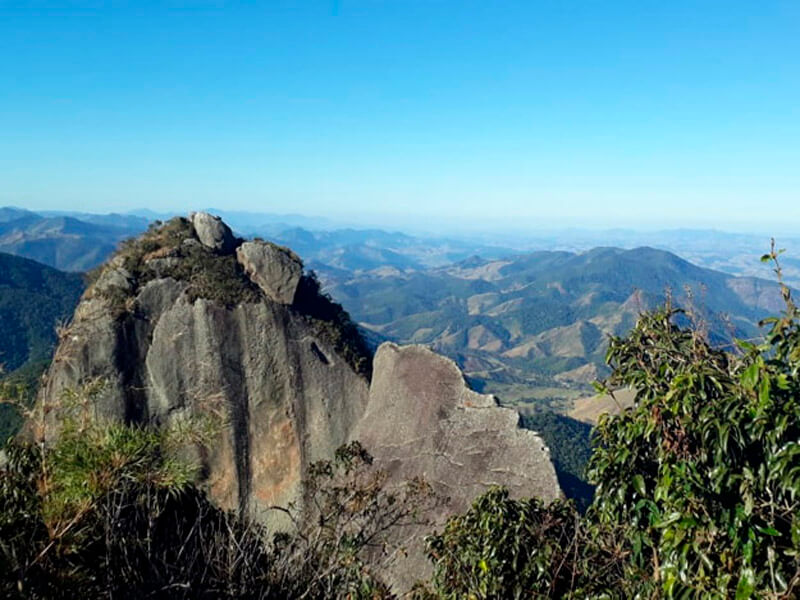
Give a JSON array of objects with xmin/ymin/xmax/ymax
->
[
  {"xmin": 35, "ymin": 213, "xmax": 561, "ymax": 591},
  {"xmin": 236, "ymin": 241, "xmax": 302, "ymax": 305},
  {"xmin": 352, "ymin": 343, "xmax": 561, "ymax": 591},
  {"xmin": 38, "ymin": 214, "xmax": 370, "ymax": 528}
]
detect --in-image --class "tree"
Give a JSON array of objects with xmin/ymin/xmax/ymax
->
[
  {"xmin": 587, "ymin": 244, "xmax": 800, "ymax": 598},
  {"xmin": 422, "ymin": 488, "xmax": 579, "ymax": 599}
]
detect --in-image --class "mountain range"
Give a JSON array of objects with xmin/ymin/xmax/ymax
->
[
  {"xmin": 0, "ymin": 210, "xmax": 794, "ymax": 514},
  {"xmin": 0, "ymin": 207, "xmax": 148, "ymax": 272},
  {"xmin": 1, "ymin": 207, "xmax": 792, "ymax": 415},
  {"xmin": 321, "ymin": 246, "xmax": 787, "ymax": 411},
  {"xmin": 5, "ymin": 207, "xmax": 798, "ymax": 287}
]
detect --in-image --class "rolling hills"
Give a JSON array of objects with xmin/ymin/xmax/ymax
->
[
  {"xmin": 321, "ymin": 246, "xmax": 787, "ymax": 409},
  {"xmin": 0, "ymin": 208, "xmax": 148, "ymax": 271},
  {"xmin": 0, "ymin": 206, "xmax": 791, "ymax": 413}
]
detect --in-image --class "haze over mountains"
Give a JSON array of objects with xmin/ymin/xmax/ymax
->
[
  {"xmin": 323, "ymin": 246, "xmax": 787, "ymax": 410},
  {"xmin": 3, "ymin": 207, "xmax": 798, "ymax": 286}
]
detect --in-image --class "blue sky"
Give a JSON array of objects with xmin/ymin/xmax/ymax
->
[{"xmin": 1, "ymin": 1, "xmax": 799, "ymax": 231}]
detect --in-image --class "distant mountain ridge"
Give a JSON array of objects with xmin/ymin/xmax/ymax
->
[
  {"xmin": 0, "ymin": 207, "xmax": 148, "ymax": 272},
  {"xmin": 322, "ymin": 245, "xmax": 789, "ymax": 409},
  {"xmin": 4, "ymin": 207, "xmax": 798, "ymax": 286}
]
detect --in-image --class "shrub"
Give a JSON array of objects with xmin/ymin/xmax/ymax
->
[
  {"xmin": 586, "ymin": 244, "xmax": 800, "ymax": 598},
  {"xmin": 423, "ymin": 488, "xmax": 580, "ymax": 599},
  {"xmin": 1, "ymin": 381, "xmax": 436, "ymax": 598}
]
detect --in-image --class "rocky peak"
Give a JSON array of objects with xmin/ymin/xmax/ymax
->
[
  {"xmin": 353, "ymin": 343, "xmax": 561, "ymax": 590},
  {"xmin": 34, "ymin": 213, "xmax": 561, "ymax": 593}
]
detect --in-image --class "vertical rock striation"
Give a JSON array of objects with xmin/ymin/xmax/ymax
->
[{"xmin": 38, "ymin": 215, "xmax": 370, "ymax": 528}]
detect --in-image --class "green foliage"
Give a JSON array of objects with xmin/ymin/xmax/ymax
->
[
  {"xmin": 0, "ymin": 380, "xmax": 216, "ymax": 597},
  {"xmin": 0, "ymin": 359, "xmax": 48, "ymax": 441},
  {"xmin": 520, "ymin": 410, "xmax": 595, "ymax": 512},
  {"xmin": 585, "ymin": 245, "xmax": 800, "ymax": 598},
  {"xmin": 1, "ymin": 379, "xmax": 432, "ymax": 598},
  {"xmin": 423, "ymin": 488, "xmax": 580, "ymax": 599}
]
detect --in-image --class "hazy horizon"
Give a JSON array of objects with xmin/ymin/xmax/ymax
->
[{"xmin": 6, "ymin": 203, "xmax": 799, "ymax": 241}]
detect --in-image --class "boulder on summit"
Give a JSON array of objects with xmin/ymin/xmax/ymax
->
[
  {"xmin": 236, "ymin": 241, "xmax": 303, "ymax": 305},
  {"xmin": 190, "ymin": 211, "xmax": 237, "ymax": 253}
]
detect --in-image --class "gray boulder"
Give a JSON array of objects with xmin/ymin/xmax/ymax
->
[
  {"xmin": 191, "ymin": 212, "xmax": 236, "ymax": 253},
  {"xmin": 236, "ymin": 241, "xmax": 302, "ymax": 305},
  {"xmin": 92, "ymin": 266, "xmax": 134, "ymax": 295}
]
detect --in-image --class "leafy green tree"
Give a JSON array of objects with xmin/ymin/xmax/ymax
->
[{"xmin": 586, "ymin": 244, "xmax": 800, "ymax": 598}]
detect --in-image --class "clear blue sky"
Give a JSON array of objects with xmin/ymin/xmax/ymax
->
[{"xmin": 1, "ymin": 1, "xmax": 799, "ymax": 231}]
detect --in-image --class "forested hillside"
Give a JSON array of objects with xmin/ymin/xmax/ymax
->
[
  {"xmin": 0, "ymin": 253, "xmax": 84, "ymax": 439},
  {"xmin": 0, "ymin": 253, "xmax": 84, "ymax": 371},
  {"xmin": 323, "ymin": 246, "xmax": 787, "ymax": 409}
]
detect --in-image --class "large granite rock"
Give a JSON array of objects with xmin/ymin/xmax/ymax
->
[
  {"xmin": 34, "ymin": 214, "xmax": 562, "ymax": 590},
  {"xmin": 236, "ymin": 241, "xmax": 302, "ymax": 305},
  {"xmin": 353, "ymin": 343, "xmax": 561, "ymax": 592},
  {"xmin": 191, "ymin": 212, "xmax": 237, "ymax": 253},
  {"xmin": 38, "ymin": 220, "xmax": 369, "ymax": 529}
]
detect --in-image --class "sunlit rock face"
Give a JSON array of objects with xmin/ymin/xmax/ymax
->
[{"xmin": 353, "ymin": 342, "xmax": 561, "ymax": 592}]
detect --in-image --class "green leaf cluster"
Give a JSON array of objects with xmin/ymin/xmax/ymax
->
[
  {"xmin": 423, "ymin": 488, "xmax": 579, "ymax": 599},
  {"xmin": 586, "ymin": 288, "xmax": 800, "ymax": 597}
]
